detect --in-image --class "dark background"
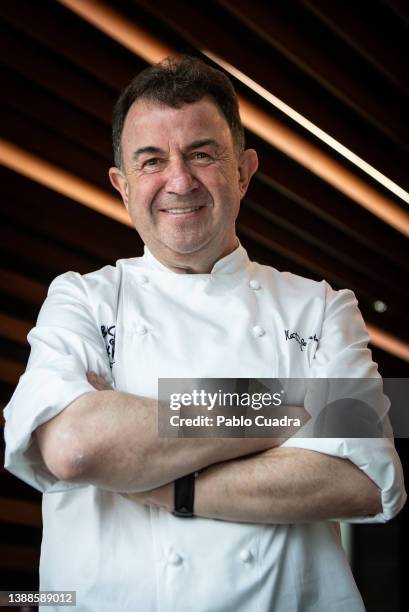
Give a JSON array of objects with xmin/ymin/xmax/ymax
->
[{"xmin": 0, "ymin": 1, "xmax": 408, "ymax": 610}]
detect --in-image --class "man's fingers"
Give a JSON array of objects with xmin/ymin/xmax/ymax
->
[{"xmin": 87, "ymin": 371, "xmax": 113, "ymax": 391}]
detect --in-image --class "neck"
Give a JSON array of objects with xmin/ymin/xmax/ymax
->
[{"xmin": 146, "ymin": 239, "xmax": 239, "ymax": 274}]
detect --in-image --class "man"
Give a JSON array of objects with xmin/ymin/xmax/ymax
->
[{"xmin": 4, "ymin": 56, "xmax": 406, "ymax": 611}]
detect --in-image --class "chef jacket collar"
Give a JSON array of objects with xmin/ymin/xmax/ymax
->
[{"xmin": 142, "ymin": 241, "xmax": 250, "ymax": 276}]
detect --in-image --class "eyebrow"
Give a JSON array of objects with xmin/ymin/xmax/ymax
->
[
  {"xmin": 185, "ymin": 138, "xmax": 219, "ymax": 151},
  {"xmin": 132, "ymin": 138, "xmax": 220, "ymax": 161},
  {"xmin": 132, "ymin": 146, "xmax": 163, "ymax": 161}
]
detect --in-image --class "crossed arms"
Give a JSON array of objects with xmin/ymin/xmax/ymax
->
[
  {"xmin": 35, "ymin": 378, "xmax": 382, "ymax": 524},
  {"xmin": 7, "ymin": 272, "xmax": 399, "ymax": 524}
]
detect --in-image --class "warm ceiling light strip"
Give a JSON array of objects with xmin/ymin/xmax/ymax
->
[
  {"xmin": 367, "ymin": 324, "xmax": 409, "ymax": 363},
  {"xmin": 204, "ymin": 51, "xmax": 409, "ymax": 206},
  {"xmin": 0, "ymin": 138, "xmax": 131, "ymax": 226},
  {"xmin": 238, "ymin": 97, "xmax": 409, "ymax": 238},
  {"xmin": 0, "ymin": 140, "xmax": 408, "ymax": 362},
  {"xmin": 58, "ymin": 0, "xmax": 409, "ymax": 238},
  {"xmin": 58, "ymin": 0, "xmax": 172, "ymax": 62}
]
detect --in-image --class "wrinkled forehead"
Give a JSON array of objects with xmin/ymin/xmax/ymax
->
[{"xmin": 121, "ymin": 96, "xmax": 234, "ymax": 158}]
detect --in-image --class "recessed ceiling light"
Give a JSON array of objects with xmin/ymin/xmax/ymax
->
[{"xmin": 373, "ymin": 300, "xmax": 388, "ymax": 313}]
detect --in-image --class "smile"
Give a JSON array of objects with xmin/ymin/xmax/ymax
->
[{"xmin": 162, "ymin": 206, "xmax": 204, "ymax": 215}]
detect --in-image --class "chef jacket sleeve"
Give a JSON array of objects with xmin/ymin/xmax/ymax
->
[
  {"xmin": 281, "ymin": 283, "xmax": 407, "ymax": 523},
  {"xmin": 3, "ymin": 271, "xmax": 113, "ymax": 494}
]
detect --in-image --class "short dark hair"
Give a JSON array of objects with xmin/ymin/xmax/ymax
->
[{"xmin": 112, "ymin": 55, "xmax": 245, "ymax": 169}]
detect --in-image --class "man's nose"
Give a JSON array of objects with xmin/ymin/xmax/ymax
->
[{"xmin": 164, "ymin": 159, "xmax": 198, "ymax": 195}]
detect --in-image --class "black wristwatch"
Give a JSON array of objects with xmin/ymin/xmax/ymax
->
[{"xmin": 172, "ymin": 472, "xmax": 198, "ymax": 518}]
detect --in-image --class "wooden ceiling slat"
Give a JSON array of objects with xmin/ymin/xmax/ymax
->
[
  {"xmin": 250, "ymin": 135, "xmax": 409, "ymax": 272},
  {"xmin": 0, "ymin": 523, "xmax": 41, "ymax": 552},
  {"xmin": 2, "ymin": 222, "xmax": 104, "ymax": 278},
  {"xmin": 0, "ymin": 24, "xmax": 115, "ymax": 124},
  {"xmin": 0, "ymin": 103, "xmax": 110, "ymax": 192},
  {"xmin": 0, "ymin": 452, "xmax": 42, "ymax": 503},
  {"xmin": 299, "ymin": 0, "xmax": 409, "ymax": 92},
  {"xmin": 246, "ymin": 180, "xmax": 409, "ymax": 298},
  {"xmin": 0, "ymin": 168, "xmax": 140, "ymax": 263},
  {"xmin": 0, "ymin": 358, "xmax": 25, "ymax": 387},
  {"xmin": 0, "ymin": 271, "xmax": 46, "ymax": 306},
  {"xmin": 0, "ymin": 545, "xmax": 39, "ymax": 572},
  {"xmin": 0, "ymin": 0, "xmax": 146, "ymax": 90},
  {"xmin": 0, "ymin": 66, "xmax": 112, "ymax": 162},
  {"xmin": 0, "ymin": 576, "xmax": 39, "ymax": 595},
  {"xmin": 134, "ymin": 0, "xmax": 409, "ymax": 190},
  {"xmin": 0, "ymin": 138, "xmax": 131, "ymax": 229},
  {"xmin": 380, "ymin": 0, "xmax": 409, "ymax": 27},
  {"xmin": 0, "ymin": 499, "xmax": 41, "ymax": 528},
  {"xmin": 0, "ymin": 288, "xmax": 40, "ymax": 325},
  {"xmin": 218, "ymin": 0, "xmax": 408, "ymax": 142},
  {"xmin": 238, "ymin": 211, "xmax": 348, "ymax": 286},
  {"xmin": 240, "ymin": 233, "xmax": 317, "ymax": 276},
  {"xmin": 370, "ymin": 345, "xmax": 409, "ymax": 378},
  {"xmin": 0, "ymin": 384, "xmax": 15, "ymax": 408},
  {"xmin": 0, "ymin": 314, "xmax": 31, "ymax": 345},
  {"xmin": 240, "ymin": 98, "xmax": 409, "ymax": 234},
  {"xmin": 0, "ymin": 341, "xmax": 29, "ymax": 381}
]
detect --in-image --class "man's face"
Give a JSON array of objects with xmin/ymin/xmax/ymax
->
[{"xmin": 109, "ymin": 96, "xmax": 258, "ymax": 271}]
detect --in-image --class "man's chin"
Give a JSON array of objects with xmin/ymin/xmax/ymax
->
[
  {"xmin": 162, "ymin": 235, "xmax": 212, "ymax": 257},
  {"xmin": 165, "ymin": 242, "xmax": 209, "ymax": 257}
]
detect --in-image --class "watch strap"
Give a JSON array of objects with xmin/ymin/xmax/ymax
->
[{"xmin": 172, "ymin": 472, "xmax": 197, "ymax": 517}]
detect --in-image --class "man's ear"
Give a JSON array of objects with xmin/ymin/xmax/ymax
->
[
  {"xmin": 238, "ymin": 149, "xmax": 258, "ymax": 199},
  {"xmin": 109, "ymin": 167, "xmax": 129, "ymax": 210}
]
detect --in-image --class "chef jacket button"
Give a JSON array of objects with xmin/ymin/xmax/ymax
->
[
  {"xmin": 240, "ymin": 549, "xmax": 253, "ymax": 563},
  {"xmin": 138, "ymin": 274, "xmax": 149, "ymax": 285},
  {"xmin": 168, "ymin": 552, "xmax": 183, "ymax": 566},
  {"xmin": 135, "ymin": 324, "xmax": 147, "ymax": 336},
  {"xmin": 253, "ymin": 325, "xmax": 265, "ymax": 337},
  {"xmin": 249, "ymin": 279, "xmax": 261, "ymax": 290}
]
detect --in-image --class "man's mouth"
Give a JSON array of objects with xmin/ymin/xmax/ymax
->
[{"xmin": 161, "ymin": 206, "xmax": 204, "ymax": 215}]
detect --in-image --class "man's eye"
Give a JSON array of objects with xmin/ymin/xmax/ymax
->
[
  {"xmin": 143, "ymin": 158, "xmax": 160, "ymax": 167},
  {"xmin": 192, "ymin": 152, "xmax": 211, "ymax": 160}
]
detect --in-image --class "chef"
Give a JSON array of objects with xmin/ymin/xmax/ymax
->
[{"xmin": 4, "ymin": 55, "xmax": 406, "ymax": 611}]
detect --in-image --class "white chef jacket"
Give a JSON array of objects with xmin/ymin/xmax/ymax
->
[{"xmin": 4, "ymin": 243, "xmax": 406, "ymax": 612}]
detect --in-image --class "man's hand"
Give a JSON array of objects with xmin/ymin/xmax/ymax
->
[{"xmin": 86, "ymin": 371, "xmax": 113, "ymax": 391}]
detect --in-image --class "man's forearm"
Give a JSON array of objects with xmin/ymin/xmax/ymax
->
[
  {"xmin": 138, "ymin": 446, "xmax": 382, "ymax": 522},
  {"xmin": 36, "ymin": 389, "xmax": 284, "ymax": 492}
]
